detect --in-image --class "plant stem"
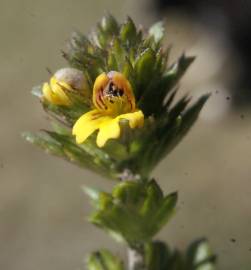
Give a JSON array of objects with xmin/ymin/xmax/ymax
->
[{"xmin": 128, "ymin": 246, "xmax": 146, "ymax": 270}]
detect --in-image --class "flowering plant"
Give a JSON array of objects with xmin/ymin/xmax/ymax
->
[{"xmin": 24, "ymin": 14, "xmax": 216, "ymax": 270}]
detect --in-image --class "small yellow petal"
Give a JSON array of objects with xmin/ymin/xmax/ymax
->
[
  {"xmin": 111, "ymin": 72, "xmax": 136, "ymax": 110},
  {"xmin": 117, "ymin": 110, "xmax": 144, "ymax": 129},
  {"xmin": 50, "ymin": 77, "xmax": 71, "ymax": 105},
  {"xmin": 42, "ymin": 82, "xmax": 54, "ymax": 104},
  {"xmin": 42, "ymin": 78, "xmax": 71, "ymax": 106},
  {"xmin": 72, "ymin": 110, "xmax": 109, "ymax": 144},
  {"xmin": 96, "ymin": 110, "xmax": 144, "ymax": 147},
  {"xmin": 42, "ymin": 82, "xmax": 63, "ymax": 105},
  {"xmin": 96, "ymin": 118, "xmax": 120, "ymax": 148},
  {"xmin": 92, "ymin": 73, "xmax": 109, "ymax": 109}
]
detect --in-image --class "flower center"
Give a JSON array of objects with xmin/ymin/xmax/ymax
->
[{"xmin": 93, "ymin": 71, "xmax": 135, "ymax": 116}]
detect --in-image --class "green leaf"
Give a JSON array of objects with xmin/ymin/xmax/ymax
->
[
  {"xmin": 153, "ymin": 192, "xmax": 178, "ymax": 232},
  {"xmin": 51, "ymin": 122, "xmax": 71, "ymax": 135},
  {"xmin": 89, "ymin": 180, "xmax": 177, "ymax": 245},
  {"xmin": 22, "ymin": 131, "xmax": 64, "ymax": 156},
  {"xmin": 120, "ymin": 16, "xmax": 137, "ymax": 46},
  {"xmin": 96, "ymin": 14, "xmax": 119, "ymax": 48},
  {"xmin": 135, "ymin": 94, "xmax": 209, "ymax": 176},
  {"xmin": 23, "ymin": 131, "xmax": 119, "ymax": 180},
  {"xmin": 100, "ymin": 14, "xmax": 119, "ymax": 35},
  {"xmin": 122, "ymin": 57, "xmax": 136, "ymax": 92},
  {"xmin": 134, "ymin": 48, "xmax": 156, "ymax": 99},
  {"xmin": 140, "ymin": 180, "xmax": 163, "ymax": 216},
  {"xmin": 186, "ymin": 239, "xmax": 217, "ymax": 270},
  {"xmin": 111, "ymin": 37, "xmax": 126, "ymax": 70},
  {"xmin": 42, "ymin": 101, "xmax": 86, "ymax": 126},
  {"xmin": 107, "ymin": 52, "xmax": 119, "ymax": 71},
  {"xmin": 112, "ymin": 181, "xmax": 144, "ymax": 205},
  {"xmin": 163, "ymin": 54, "xmax": 195, "ymax": 91},
  {"xmin": 144, "ymin": 239, "xmax": 216, "ymax": 270},
  {"xmin": 69, "ymin": 31, "xmax": 92, "ymax": 52}
]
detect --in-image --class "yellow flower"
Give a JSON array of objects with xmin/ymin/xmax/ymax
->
[
  {"xmin": 72, "ymin": 71, "xmax": 144, "ymax": 147},
  {"xmin": 42, "ymin": 68, "xmax": 86, "ymax": 106}
]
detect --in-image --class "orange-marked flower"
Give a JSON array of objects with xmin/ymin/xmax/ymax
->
[{"xmin": 72, "ymin": 71, "xmax": 144, "ymax": 147}]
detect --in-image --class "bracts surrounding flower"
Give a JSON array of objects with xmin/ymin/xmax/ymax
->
[
  {"xmin": 23, "ymin": 14, "xmax": 216, "ymax": 270},
  {"xmin": 24, "ymin": 15, "xmax": 209, "ymax": 179}
]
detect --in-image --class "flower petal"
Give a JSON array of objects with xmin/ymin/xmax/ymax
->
[
  {"xmin": 111, "ymin": 72, "xmax": 136, "ymax": 110},
  {"xmin": 92, "ymin": 73, "xmax": 109, "ymax": 110},
  {"xmin": 42, "ymin": 77, "xmax": 71, "ymax": 106},
  {"xmin": 50, "ymin": 77, "xmax": 71, "ymax": 105},
  {"xmin": 96, "ymin": 118, "xmax": 121, "ymax": 148},
  {"xmin": 96, "ymin": 110, "xmax": 144, "ymax": 147},
  {"xmin": 117, "ymin": 110, "xmax": 144, "ymax": 128},
  {"xmin": 42, "ymin": 82, "xmax": 54, "ymax": 103},
  {"xmin": 72, "ymin": 110, "xmax": 109, "ymax": 144}
]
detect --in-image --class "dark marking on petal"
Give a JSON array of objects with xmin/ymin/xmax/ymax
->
[
  {"xmin": 96, "ymin": 88, "xmax": 106, "ymax": 110},
  {"xmin": 108, "ymin": 82, "xmax": 114, "ymax": 93},
  {"xmin": 118, "ymin": 89, "xmax": 124, "ymax": 96}
]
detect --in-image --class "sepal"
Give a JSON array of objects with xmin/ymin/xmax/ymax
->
[
  {"xmin": 120, "ymin": 17, "xmax": 137, "ymax": 47},
  {"xmin": 131, "ymin": 94, "xmax": 210, "ymax": 177},
  {"xmin": 27, "ymin": 15, "xmax": 210, "ymax": 180},
  {"xmin": 97, "ymin": 14, "xmax": 119, "ymax": 48}
]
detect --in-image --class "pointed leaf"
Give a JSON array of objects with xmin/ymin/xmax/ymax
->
[
  {"xmin": 100, "ymin": 14, "xmax": 119, "ymax": 35},
  {"xmin": 135, "ymin": 48, "xmax": 156, "ymax": 98},
  {"xmin": 186, "ymin": 239, "xmax": 217, "ymax": 270},
  {"xmin": 154, "ymin": 192, "xmax": 178, "ymax": 232},
  {"xmin": 120, "ymin": 17, "xmax": 137, "ymax": 46}
]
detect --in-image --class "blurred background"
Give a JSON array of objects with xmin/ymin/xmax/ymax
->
[{"xmin": 0, "ymin": 0, "xmax": 251, "ymax": 269}]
